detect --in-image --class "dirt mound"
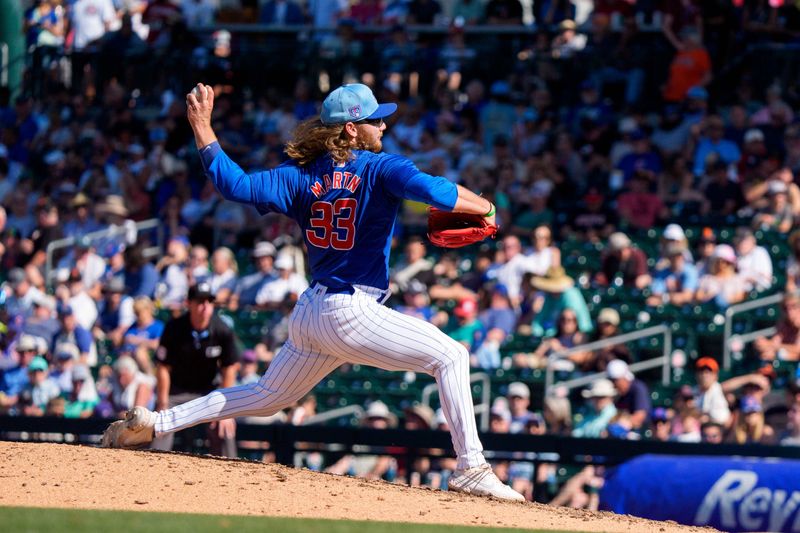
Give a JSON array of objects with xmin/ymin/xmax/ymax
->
[{"xmin": 0, "ymin": 441, "xmax": 712, "ymax": 532}]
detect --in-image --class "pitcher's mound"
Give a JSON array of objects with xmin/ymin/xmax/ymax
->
[{"xmin": 0, "ymin": 441, "xmax": 712, "ymax": 532}]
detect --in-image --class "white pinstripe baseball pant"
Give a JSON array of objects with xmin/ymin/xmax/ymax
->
[{"xmin": 154, "ymin": 283, "xmax": 486, "ymax": 470}]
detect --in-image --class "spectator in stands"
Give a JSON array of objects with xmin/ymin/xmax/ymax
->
[
  {"xmin": 730, "ymin": 394, "xmax": 774, "ymax": 445},
  {"xmin": 786, "ymin": 230, "xmax": 800, "ymax": 293},
  {"xmin": 188, "ymin": 244, "xmax": 211, "ymax": 285},
  {"xmin": 656, "ymin": 224, "xmax": 693, "ymax": 267},
  {"xmin": 754, "ymin": 294, "xmax": 800, "ymax": 362},
  {"xmin": 471, "ymin": 284, "xmax": 516, "ymax": 369},
  {"xmin": 391, "ymin": 236, "xmax": 434, "ymax": 294},
  {"xmin": 526, "ymin": 225, "xmax": 561, "ymax": 277},
  {"xmin": 452, "ymin": 0, "xmax": 485, "ymax": 25},
  {"xmin": 105, "ymin": 355, "xmax": 154, "ymax": 417},
  {"xmin": 236, "ymin": 350, "xmax": 260, "ymax": 386},
  {"xmin": 3, "ymin": 268, "xmax": 43, "ymax": 321},
  {"xmin": 616, "ymin": 170, "xmax": 668, "ymax": 230},
  {"xmin": 695, "ymin": 244, "xmax": 747, "ymax": 309},
  {"xmin": 651, "ymin": 407, "xmax": 673, "ymax": 441},
  {"xmin": 733, "ymin": 227, "xmax": 773, "ymax": 292},
  {"xmin": 123, "ymin": 243, "xmax": 158, "ymax": 299},
  {"xmin": 662, "ymin": 29, "xmax": 711, "ymax": 104},
  {"xmin": 507, "ymin": 382, "xmax": 534, "ymax": 433},
  {"xmin": 229, "ymin": 241, "xmax": 277, "ymax": 310},
  {"xmin": 182, "ymin": 0, "xmax": 216, "ymax": 29},
  {"xmin": 63, "ymin": 364, "xmax": 99, "ymax": 418},
  {"xmin": 155, "ymin": 235, "xmax": 191, "ymax": 310},
  {"xmin": 326, "ymin": 400, "xmax": 398, "ymax": 480},
  {"xmin": 207, "ymin": 246, "xmax": 238, "ymax": 306},
  {"xmin": 21, "ymin": 294, "xmax": 60, "ymax": 349},
  {"xmin": 572, "ymin": 379, "xmax": 617, "ymax": 438},
  {"xmin": 596, "ymin": 232, "xmax": 651, "ymax": 290},
  {"xmin": 122, "ymin": 296, "xmax": 164, "ymax": 358},
  {"xmin": 779, "ymin": 402, "xmax": 800, "ymax": 446},
  {"xmin": 700, "ymin": 160, "xmax": 744, "ymax": 217},
  {"xmin": 516, "ymin": 308, "xmax": 587, "ymax": 370},
  {"xmin": 509, "ymin": 183, "xmax": 554, "ymax": 239},
  {"xmin": 694, "ymin": 227, "xmax": 717, "ymax": 276},
  {"xmin": 693, "ymin": 357, "xmax": 730, "ymax": 426},
  {"xmin": 606, "ymin": 359, "xmax": 650, "ymax": 431},
  {"xmin": 701, "ymin": 421, "xmax": 725, "ymax": 444},
  {"xmin": 428, "ymin": 252, "xmax": 475, "ymax": 303},
  {"xmin": 447, "ymin": 297, "xmax": 483, "ymax": 352},
  {"xmin": 647, "ymin": 242, "xmax": 699, "ymax": 307},
  {"xmin": 19, "ymin": 356, "xmax": 60, "ymax": 416},
  {"xmin": 52, "ymin": 304, "xmax": 96, "ymax": 367},
  {"xmin": 531, "ymin": 266, "xmax": 593, "ymax": 337},
  {"xmin": 95, "ymin": 277, "xmax": 135, "ymax": 348},
  {"xmin": 0, "ymin": 335, "xmax": 39, "ymax": 412},
  {"xmin": 752, "ymin": 180, "xmax": 794, "ymax": 234},
  {"xmin": 485, "ymin": 0, "xmax": 523, "ymax": 25},
  {"xmin": 63, "ymin": 193, "xmax": 100, "ymax": 239},
  {"xmin": 56, "ymin": 236, "xmax": 106, "ymax": 296},
  {"xmin": 692, "ymin": 115, "xmax": 741, "ymax": 178},
  {"xmin": 569, "ymin": 308, "xmax": 630, "ymax": 373},
  {"xmin": 255, "ymin": 254, "xmax": 308, "ymax": 308},
  {"xmin": 259, "ymin": 0, "xmax": 304, "ymax": 25},
  {"xmin": 49, "ymin": 343, "xmax": 79, "ymax": 394}
]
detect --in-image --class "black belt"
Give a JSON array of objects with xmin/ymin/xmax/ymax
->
[{"xmin": 310, "ymin": 280, "xmax": 356, "ymax": 294}]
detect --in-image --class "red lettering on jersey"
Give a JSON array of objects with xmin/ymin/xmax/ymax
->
[
  {"xmin": 310, "ymin": 181, "xmax": 324, "ymax": 198},
  {"xmin": 323, "ymin": 174, "xmax": 332, "ymax": 193},
  {"xmin": 345, "ymin": 174, "xmax": 362, "ymax": 193},
  {"xmin": 332, "ymin": 171, "xmax": 343, "ymax": 189}
]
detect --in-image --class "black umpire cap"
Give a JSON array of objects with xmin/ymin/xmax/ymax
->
[{"xmin": 188, "ymin": 282, "xmax": 215, "ymax": 302}]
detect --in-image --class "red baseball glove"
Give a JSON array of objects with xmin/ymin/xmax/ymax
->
[{"xmin": 427, "ymin": 208, "xmax": 498, "ymax": 248}]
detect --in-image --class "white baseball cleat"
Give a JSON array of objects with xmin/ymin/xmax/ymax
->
[
  {"xmin": 100, "ymin": 406, "xmax": 157, "ymax": 449},
  {"xmin": 448, "ymin": 463, "xmax": 526, "ymax": 502}
]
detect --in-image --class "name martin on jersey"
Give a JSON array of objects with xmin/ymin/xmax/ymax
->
[{"xmin": 310, "ymin": 171, "xmax": 362, "ymax": 198}]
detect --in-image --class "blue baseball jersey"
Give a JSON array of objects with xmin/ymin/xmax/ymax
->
[{"xmin": 200, "ymin": 142, "xmax": 457, "ymax": 290}]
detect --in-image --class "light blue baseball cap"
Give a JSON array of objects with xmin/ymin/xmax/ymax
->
[{"xmin": 320, "ymin": 84, "xmax": 397, "ymax": 125}]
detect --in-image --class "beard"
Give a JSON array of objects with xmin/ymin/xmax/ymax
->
[{"xmin": 354, "ymin": 129, "xmax": 383, "ymax": 153}]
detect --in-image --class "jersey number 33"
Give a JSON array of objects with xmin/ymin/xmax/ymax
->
[{"xmin": 306, "ymin": 198, "xmax": 357, "ymax": 250}]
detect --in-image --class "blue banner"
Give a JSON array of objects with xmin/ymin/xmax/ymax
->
[{"xmin": 600, "ymin": 455, "xmax": 800, "ymax": 532}]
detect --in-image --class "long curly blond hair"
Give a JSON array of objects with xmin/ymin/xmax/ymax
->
[{"xmin": 284, "ymin": 118, "xmax": 354, "ymax": 167}]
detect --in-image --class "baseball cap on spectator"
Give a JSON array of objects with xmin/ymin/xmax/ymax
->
[
  {"xmin": 678, "ymin": 384, "xmax": 695, "ymax": 399},
  {"xmin": 696, "ymin": 357, "xmax": 719, "ymax": 373},
  {"xmin": 490, "ymin": 405, "xmax": 512, "ymax": 423},
  {"xmin": 608, "ymin": 232, "xmax": 631, "ymax": 252},
  {"xmin": 44, "ymin": 150, "xmax": 65, "ymax": 165},
  {"xmin": 114, "ymin": 355, "xmax": 138, "ymax": 374},
  {"xmin": 768, "ymin": 180, "xmax": 788, "ymax": 196},
  {"xmin": 406, "ymin": 278, "xmax": 428, "ymax": 296},
  {"xmin": 170, "ymin": 235, "xmax": 190, "ymax": 247},
  {"xmin": 581, "ymin": 379, "xmax": 616, "ymax": 398},
  {"xmin": 57, "ymin": 303, "xmax": 74, "ymax": 317},
  {"xmin": 31, "ymin": 291, "xmax": 54, "ymax": 310},
  {"xmin": 188, "ymin": 282, "xmax": 215, "ymax": 302},
  {"xmin": 17, "ymin": 334, "xmax": 38, "ymax": 353},
  {"xmin": 663, "ymin": 224, "xmax": 686, "ymax": 241},
  {"xmin": 744, "ymin": 128, "xmax": 765, "ymax": 143},
  {"xmin": 404, "ymin": 404, "xmax": 435, "ymax": 429},
  {"xmin": 75, "ymin": 236, "xmax": 92, "ymax": 250},
  {"xmin": 733, "ymin": 227, "xmax": 755, "ymax": 243},
  {"xmin": 241, "ymin": 349, "xmax": 258, "ymax": 363},
  {"xmin": 55, "ymin": 343, "xmax": 80, "ymax": 361},
  {"xmin": 128, "ymin": 144, "xmax": 145, "ymax": 156},
  {"xmin": 606, "ymin": 359, "xmax": 634, "ymax": 381},
  {"xmin": 712, "ymin": 244, "xmax": 736, "ymax": 264},
  {"xmin": 618, "ymin": 117, "xmax": 638, "ymax": 134},
  {"xmin": 103, "ymin": 242, "xmax": 125, "ymax": 259},
  {"xmin": 28, "ymin": 356, "xmax": 48, "ymax": 373},
  {"xmin": 756, "ymin": 362, "xmax": 777, "ymax": 381},
  {"xmin": 253, "ymin": 241, "xmax": 277, "ymax": 258},
  {"xmin": 320, "ymin": 83, "xmax": 397, "ymax": 125},
  {"xmin": 597, "ymin": 308, "xmax": 620, "ymax": 326},
  {"xmin": 490, "ymin": 80, "xmax": 511, "ymax": 97},
  {"xmin": 525, "ymin": 412, "xmax": 546, "ymax": 429},
  {"xmin": 103, "ymin": 277, "xmax": 126, "ymax": 294},
  {"xmin": 72, "ymin": 364, "xmax": 91, "ymax": 382},
  {"xmin": 453, "ymin": 297, "xmax": 478, "ymax": 318},
  {"xmin": 508, "ymin": 382, "xmax": 530, "ymax": 399},
  {"xmin": 559, "ymin": 19, "xmax": 577, "ymax": 31},
  {"xmin": 274, "ymin": 255, "xmax": 294, "ymax": 270},
  {"xmin": 687, "ymin": 86, "xmax": 708, "ymax": 101},
  {"xmin": 7, "ymin": 267, "xmax": 26, "ymax": 288},
  {"xmin": 739, "ymin": 394, "xmax": 762, "ymax": 414}
]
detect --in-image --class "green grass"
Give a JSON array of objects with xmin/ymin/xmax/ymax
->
[{"xmin": 0, "ymin": 506, "xmax": 571, "ymax": 533}]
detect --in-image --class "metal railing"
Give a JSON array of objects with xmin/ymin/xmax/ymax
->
[
  {"xmin": 421, "ymin": 372, "xmax": 490, "ymax": 432},
  {"xmin": 722, "ymin": 292, "xmax": 785, "ymax": 371},
  {"xmin": 44, "ymin": 218, "xmax": 164, "ymax": 290},
  {"xmin": 544, "ymin": 324, "xmax": 672, "ymax": 396},
  {"xmin": 0, "ymin": 43, "xmax": 7, "ymax": 86},
  {"xmin": 301, "ymin": 405, "xmax": 364, "ymax": 426}
]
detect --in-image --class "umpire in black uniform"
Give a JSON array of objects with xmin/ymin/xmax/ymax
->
[{"xmin": 152, "ymin": 282, "xmax": 241, "ymax": 456}]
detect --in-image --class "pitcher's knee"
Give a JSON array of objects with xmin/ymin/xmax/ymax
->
[{"xmin": 433, "ymin": 341, "xmax": 470, "ymax": 374}]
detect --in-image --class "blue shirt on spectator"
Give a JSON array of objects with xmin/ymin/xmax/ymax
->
[
  {"xmin": 693, "ymin": 138, "xmax": 741, "ymax": 176},
  {"xmin": 121, "ymin": 319, "xmax": 165, "ymax": 353},
  {"xmin": 125, "ymin": 264, "xmax": 159, "ymax": 298},
  {"xmin": 0, "ymin": 366, "xmax": 29, "ymax": 397},
  {"xmin": 651, "ymin": 263, "xmax": 699, "ymax": 296}
]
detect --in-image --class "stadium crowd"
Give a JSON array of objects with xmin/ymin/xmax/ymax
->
[{"xmin": 2, "ymin": 0, "xmax": 800, "ymax": 506}]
